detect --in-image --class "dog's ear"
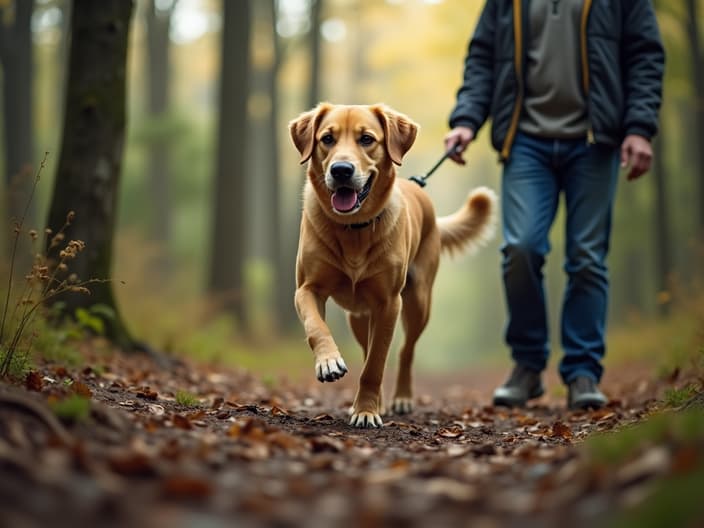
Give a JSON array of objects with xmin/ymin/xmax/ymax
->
[
  {"xmin": 289, "ymin": 103, "xmax": 331, "ymax": 164},
  {"xmin": 372, "ymin": 105, "xmax": 419, "ymax": 165}
]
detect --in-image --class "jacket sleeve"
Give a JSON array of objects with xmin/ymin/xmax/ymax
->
[
  {"xmin": 448, "ymin": 0, "xmax": 496, "ymax": 133},
  {"xmin": 621, "ymin": 0, "xmax": 665, "ymax": 140}
]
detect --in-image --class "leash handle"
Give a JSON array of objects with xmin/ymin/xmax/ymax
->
[
  {"xmin": 408, "ymin": 144, "xmax": 463, "ymax": 187},
  {"xmin": 425, "ymin": 143, "xmax": 463, "ymax": 179}
]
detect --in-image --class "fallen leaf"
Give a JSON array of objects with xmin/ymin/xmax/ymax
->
[
  {"xmin": 313, "ymin": 413, "xmax": 334, "ymax": 422},
  {"xmin": 549, "ymin": 421, "xmax": 573, "ymax": 440},
  {"xmin": 136, "ymin": 387, "xmax": 159, "ymax": 401},
  {"xmin": 172, "ymin": 414, "xmax": 192, "ymax": 430},
  {"xmin": 270, "ymin": 406, "xmax": 289, "ymax": 416},
  {"xmin": 25, "ymin": 371, "xmax": 43, "ymax": 392},
  {"xmin": 437, "ymin": 426, "xmax": 463, "ymax": 439},
  {"xmin": 108, "ymin": 452, "xmax": 155, "ymax": 477},
  {"xmin": 72, "ymin": 381, "xmax": 93, "ymax": 398},
  {"xmin": 162, "ymin": 475, "xmax": 214, "ymax": 499}
]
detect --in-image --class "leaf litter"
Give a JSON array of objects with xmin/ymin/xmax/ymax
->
[{"xmin": 0, "ymin": 344, "xmax": 702, "ymax": 527}]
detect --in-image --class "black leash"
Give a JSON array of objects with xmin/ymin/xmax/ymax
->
[{"xmin": 408, "ymin": 144, "xmax": 462, "ymax": 188}]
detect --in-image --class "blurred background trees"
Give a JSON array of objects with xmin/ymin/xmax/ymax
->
[{"xmin": 0, "ymin": 0, "xmax": 701, "ymax": 370}]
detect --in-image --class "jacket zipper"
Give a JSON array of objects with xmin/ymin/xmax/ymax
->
[
  {"xmin": 580, "ymin": 0, "xmax": 595, "ymax": 144},
  {"xmin": 500, "ymin": 0, "xmax": 525, "ymax": 160}
]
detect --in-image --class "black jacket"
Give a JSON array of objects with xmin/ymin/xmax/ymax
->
[{"xmin": 448, "ymin": 0, "xmax": 665, "ymax": 160}]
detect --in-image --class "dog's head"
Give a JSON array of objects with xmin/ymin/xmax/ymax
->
[{"xmin": 289, "ymin": 103, "xmax": 418, "ymax": 219}]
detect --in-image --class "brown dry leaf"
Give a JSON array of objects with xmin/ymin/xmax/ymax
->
[
  {"xmin": 72, "ymin": 381, "xmax": 93, "ymax": 398},
  {"xmin": 270, "ymin": 406, "xmax": 289, "ymax": 416},
  {"xmin": 437, "ymin": 426, "xmax": 463, "ymax": 439},
  {"xmin": 161, "ymin": 475, "xmax": 214, "ymax": 499},
  {"xmin": 590, "ymin": 409, "xmax": 616, "ymax": 422},
  {"xmin": 268, "ymin": 431, "xmax": 304, "ymax": 452},
  {"xmin": 25, "ymin": 371, "xmax": 43, "ymax": 392},
  {"xmin": 172, "ymin": 414, "xmax": 192, "ymax": 430},
  {"xmin": 187, "ymin": 410, "xmax": 206, "ymax": 421},
  {"xmin": 108, "ymin": 452, "xmax": 156, "ymax": 477},
  {"xmin": 313, "ymin": 413, "xmax": 334, "ymax": 422},
  {"xmin": 549, "ymin": 421, "xmax": 573, "ymax": 440},
  {"xmin": 516, "ymin": 415, "xmax": 538, "ymax": 426},
  {"xmin": 310, "ymin": 435, "xmax": 344, "ymax": 453},
  {"xmin": 136, "ymin": 387, "xmax": 159, "ymax": 401}
]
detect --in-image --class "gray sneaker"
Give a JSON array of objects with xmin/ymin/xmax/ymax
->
[
  {"xmin": 492, "ymin": 364, "xmax": 544, "ymax": 407},
  {"xmin": 568, "ymin": 376, "xmax": 607, "ymax": 410}
]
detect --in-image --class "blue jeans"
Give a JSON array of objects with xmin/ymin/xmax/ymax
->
[{"xmin": 501, "ymin": 132, "xmax": 620, "ymax": 384}]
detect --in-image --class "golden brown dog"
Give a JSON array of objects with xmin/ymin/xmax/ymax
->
[{"xmin": 289, "ymin": 103, "xmax": 496, "ymax": 428}]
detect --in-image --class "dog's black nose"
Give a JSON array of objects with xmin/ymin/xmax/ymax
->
[{"xmin": 330, "ymin": 161, "xmax": 355, "ymax": 182}]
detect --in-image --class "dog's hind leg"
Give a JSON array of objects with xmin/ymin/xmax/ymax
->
[
  {"xmin": 391, "ymin": 283, "xmax": 430, "ymax": 414},
  {"xmin": 348, "ymin": 312, "xmax": 370, "ymax": 360}
]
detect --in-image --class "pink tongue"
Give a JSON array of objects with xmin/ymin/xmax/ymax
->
[{"xmin": 331, "ymin": 188, "xmax": 358, "ymax": 212}]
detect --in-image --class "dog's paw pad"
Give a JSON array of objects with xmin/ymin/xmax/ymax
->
[
  {"xmin": 391, "ymin": 397, "xmax": 413, "ymax": 414},
  {"xmin": 349, "ymin": 411, "xmax": 383, "ymax": 428},
  {"xmin": 315, "ymin": 356, "xmax": 348, "ymax": 383}
]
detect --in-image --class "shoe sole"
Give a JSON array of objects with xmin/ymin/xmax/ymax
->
[
  {"xmin": 493, "ymin": 387, "xmax": 545, "ymax": 408},
  {"xmin": 568, "ymin": 396, "xmax": 607, "ymax": 411}
]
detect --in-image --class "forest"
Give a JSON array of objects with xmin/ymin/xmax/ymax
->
[{"xmin": 0, "ymin": 0, "xmax": 703, "ymax": 526}]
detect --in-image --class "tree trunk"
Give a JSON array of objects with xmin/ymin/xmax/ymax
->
[
  {"xmin": 208, "ymin": 0, "xmax": 250, "ymax": 330},
  {"xmin": 684, "ymin": 0, "xmax": 704, "ymax": 235},
  {"xmin": 145, "ymin": 0, "xmax": 175, "ymax": 247},
  {"xmin": 265, "ymin": 0, "xmax": 298, "ymax": 333},
  {"xmin": 652, "ymin": 134, "xmax": 671, "ymax": 316},
  {"xmin": 0, "ymin": 0, "xmax": 35, "ymax": 234},
  {"xmin": 307, "ymin": 0, "xmax": 322, "ymax": 108},
  {"xmin": 46, "ymin": 0, "xmax": 136, "ymax": 349}
]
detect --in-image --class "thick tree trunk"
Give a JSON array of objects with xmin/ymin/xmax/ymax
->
[
  {"xmin": 684, "ymin": 0, "xmax": 704, "ymax": 236},
  {"xmin": 0, "ymin": 0, "xmax": 35, "ymax": 233},
  {"xmin": 652, "ymin": 135, "xmax": 671, "ymax": 316},
  {"xmin": 46, "ymin": 0, "xmax": 135, "ymax": 349},
  {"xmin": 266, "ymin": 0, "xmax": 297, "ymax": 333},
  {"xmin": 208, "ymin": 0, "xmax": 250, "ymax": 330},
  {"xmin": 145, "ymin": 0, "xmax": 174, "ymax": 246}
]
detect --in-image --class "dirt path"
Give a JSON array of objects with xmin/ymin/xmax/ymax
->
[{"xmin": 0, "ymin": 345, "xmax": 697, "ymax": 527}]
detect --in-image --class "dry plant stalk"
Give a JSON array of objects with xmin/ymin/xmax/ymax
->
[{"xmin": 0, "ymin": 153, "xmax": 106, "ymax": 378}]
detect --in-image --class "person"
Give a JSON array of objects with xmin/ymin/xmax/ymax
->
[{"xmin": 444, "ymin": 0, "xmax": 665, "ymax": 410}]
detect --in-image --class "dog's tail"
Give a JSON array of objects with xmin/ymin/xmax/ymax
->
[{"xmin": 437, "ymin": 186, "xmax": 498, "ymax": 256}]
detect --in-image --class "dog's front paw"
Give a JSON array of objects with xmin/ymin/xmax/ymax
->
[
  {"xmin": 349, "ymin": 411, "xmax": 383, "ymax": 428},
  {"xmin": 315, "ymin": 355, "xmax": 348, "ymax": 383},
  {"xmin": 391, "ymin": 397, "xmax": 413, "ymax": 414}
]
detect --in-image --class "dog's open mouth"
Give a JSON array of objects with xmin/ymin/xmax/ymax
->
[{"xmin": 330, "ymin": 175, "xmax": 373, "ymax": 214}]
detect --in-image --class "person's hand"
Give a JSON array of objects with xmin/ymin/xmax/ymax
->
[
  {"xmin": 444, "ymin": 126, "xmax": 475, "ymax": 165},
  {"xmin": 620, "ymin": 134, "xmax": 653, "ymax": 181}
]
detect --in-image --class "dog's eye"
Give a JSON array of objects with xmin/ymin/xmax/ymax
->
[
  {"xmin": 359, "ymin": 134, "xmax": 375, "ymax": 146},
  {"xmin": 320, "ymin": 134, "xmax": 335, "ymax": 146}
]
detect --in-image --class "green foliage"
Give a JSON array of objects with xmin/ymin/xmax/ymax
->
[
  {"xmin": 49, "ymin": 394, "xmax": 92, "ymax": 422},
  {"xmin": 175, "ymin": 390, "xmax": 200, "ymax": 407},
  {"xmin": 586, "ymin": 408, "xmax": 704, "ymax": 466},
  {"xmin": 663, "ymin": 385, "xmax": 699, "ymax": 408},
  {"xmin": 0, "ymin": 348, "xmax": 31, "ymax": 380},
  {"xmin": 608, "ymin": 450, "xmax": 704, "ymax": 528}
]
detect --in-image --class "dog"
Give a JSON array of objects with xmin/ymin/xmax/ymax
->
[{"xmin": 289, "ymin": 103, "xmax": 497, "ymax": 428}]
